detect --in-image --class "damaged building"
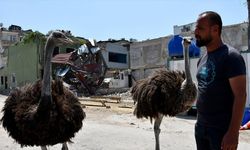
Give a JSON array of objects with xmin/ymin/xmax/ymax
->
[
  {"xmin": 96, "ymin": 39, "xmax": 132, "ymax": 88},
  {"xmin": 0, "ymin": 30, "xmax": 82, "ymax": 94}
]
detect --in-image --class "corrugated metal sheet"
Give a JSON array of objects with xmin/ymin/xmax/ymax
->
[{"xmin": 51, "ymin": 53, "xmax": 72, "ymax": 64}]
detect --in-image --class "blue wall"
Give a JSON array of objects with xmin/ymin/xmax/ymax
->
[{"xmin": 168, "ymin": 35, "xmax": 200, "ymax": 58}]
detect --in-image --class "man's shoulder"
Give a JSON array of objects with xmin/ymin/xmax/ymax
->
[{"xmin": 224, "ymin": 44, "xmax": 240, "ymax": 55}]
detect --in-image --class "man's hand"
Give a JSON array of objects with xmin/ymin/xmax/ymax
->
[{"xmin": 221, "ymin": 130, "xmax": 239, "ymax": 150}]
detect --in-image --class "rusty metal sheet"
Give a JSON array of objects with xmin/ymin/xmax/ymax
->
[{"xmin": 51, "ymin": 53, "xmax": 72, "ymax": 64}]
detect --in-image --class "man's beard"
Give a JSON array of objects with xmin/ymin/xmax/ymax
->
[{"xmin": 195, "ymin": 35, "xmax": 212, "ymax": 47}]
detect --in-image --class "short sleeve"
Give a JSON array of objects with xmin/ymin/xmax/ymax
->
[{"xmin": 225, "ymin": 50, "xmax": 246, "ymax": 78}]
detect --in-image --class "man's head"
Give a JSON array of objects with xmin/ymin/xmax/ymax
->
[{"xmin": 195, "ymin": 11, "xmax": 222, "ymax": 47}]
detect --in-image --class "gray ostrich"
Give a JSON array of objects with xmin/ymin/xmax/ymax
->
[
  {"xmin": 1, "ymin": 31, "xmax": 86, "ymax": 150},
  {"xmin": 131, "ymin": 37, "xmax": 197, "ymax": 150}
]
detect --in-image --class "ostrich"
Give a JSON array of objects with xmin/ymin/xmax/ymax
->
[
  {"xmin": 131, "ymin": 37, "xmax": 197, "ymax": 150},
  {"xmin": 1, "ymin": 31, "xmax": 86, "ymax": 150}
]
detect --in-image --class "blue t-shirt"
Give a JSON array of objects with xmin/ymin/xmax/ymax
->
[{"xmin": 196, "ymin": 44, "xmax": 246, "ymax": 129}]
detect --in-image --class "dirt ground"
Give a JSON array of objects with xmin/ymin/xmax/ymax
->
[{"xmin": 0, "ymin": 94, "xmax": 250, "ymax": 150}]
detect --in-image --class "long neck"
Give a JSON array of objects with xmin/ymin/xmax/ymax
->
[
  {"xmin": 41, "ymin": 38, "xmax": 54, "ymax": 97},
  {"xmin": 37, "ymin": 37, "xmax": 55, "ymax": 114},
  {"xmin": 183, "ymin": 44, "xmax": 192, "ymax": 84}
]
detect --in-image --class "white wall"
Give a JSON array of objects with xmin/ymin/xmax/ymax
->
[
  {"xmin": 0, "ymin": 42, "xmax": 5, "ymax": 68},
  {"xmin": 109, "ymin": 71, "xmax": 129, "ymax": 88},
  {"xmin": 102, "ymin": 43, "xmax": 129, "ymax": 69},
  {"xmin": 168, "ymin": 58, "xmax": 199, "ymax": 84},
  {"xmin": 241, "ymin": 53, "xmax": 250, "ymax": 108}
]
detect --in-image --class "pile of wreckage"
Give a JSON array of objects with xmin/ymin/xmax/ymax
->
[{"xmin": 52, "ymin": 40, "xmax": 108, "ymax": 96}]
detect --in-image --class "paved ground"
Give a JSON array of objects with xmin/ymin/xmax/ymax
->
[{"xmin": 0, "ymin": 94, "xmax": 250, "ymax": 150}]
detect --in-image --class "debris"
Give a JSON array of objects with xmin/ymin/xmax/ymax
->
[{"xmin": 52, "ymin": 41, "xmax": 107, "ymax": 96}]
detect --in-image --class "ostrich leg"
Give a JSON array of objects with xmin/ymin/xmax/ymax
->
[
  {"xmin": 41, "ymin": 146, "xmax": 47, "ymax": 150},
  {"xmin": 62, "ymin": 142, "xmax": 68, "ymax": 150},
  {"xmin": 154, "ymin": 114, "xmax": 164, "ymax": 150}
]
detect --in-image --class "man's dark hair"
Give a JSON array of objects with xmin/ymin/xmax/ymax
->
[{"xmin": 199, "ymin": 11, "xmax": 223, "ymax": 35}]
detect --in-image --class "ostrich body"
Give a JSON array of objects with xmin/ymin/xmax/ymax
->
[
  {"xmin": 131, "ymin": 37, "xmax": 197, "ymax": 150},
  {"xmin": 1, "ymin": 31, "xmax": 86, "ymax": 150}
]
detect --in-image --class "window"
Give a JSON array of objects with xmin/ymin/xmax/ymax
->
[
  {"xmin": 4, "ymin": 76, "xmax": 7, "ymax": 89},
  {"xmin": 1, "ymin": 76, "xmax": 3, "ymax": 85},
  {"xmin": 11, "ymin": 73, "xmax": 16, "ymax": 83},
  {"xmin": 10, "ymin": 35, "xmax": 17, "ymax": 42},
  {"xmin": 108, "ymin": 52, "xmax": 127, "ymax": 64},
  {"xmin": 121, "ymin": 73, "xmax": 124, "ymax": 80},
  {"xmin": 181, "ymin": 25, "xmax": 191, "ymax": 32}
]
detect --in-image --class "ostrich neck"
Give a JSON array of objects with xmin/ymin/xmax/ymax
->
[
  {"xmin": 184, "ymin": 45, "xmax": 192, "ymax": 83},
  {"xmin": 41, "ymin": 39, "xmax": 54, "ymax": 97}
]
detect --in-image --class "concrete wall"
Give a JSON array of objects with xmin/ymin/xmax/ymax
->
[
  {"xmin": 173, "ymin": 22, "xmax": 196, "ymax": 35},
  {"xmin": 241, "ymin": 52, "xmax": 250, "ymax": 107},
  {"xmin": 130, "ymin": 37, "xmax": 165, "ymax": 70},
  {"xmin": 109, "ymin": 70, "xmax": 129, "ymax": 88},
  {"xmin": 0, "ymin": 30, "xmax": 21, "ymax": 48},
  {"xmin": 174, "ymin": 22, "xmax": 248, "ymax": 52},
  {"xmin": 130, "ymin": 36, "xmax": 173, "ymax": 81},
  {"xmin": 101, "ymin": 42, "xmax": 129, "ymax": 69},
  {"xmin": 0, "ymin": 42, "xmax": 5, "ymax": 68},
  {"xmin": 0, "ymin": 42, "xmax": 40, "ymax": 91},
  {"xmin": 221, "ymin": 22, "xmax": 248, "ymax": 51}
]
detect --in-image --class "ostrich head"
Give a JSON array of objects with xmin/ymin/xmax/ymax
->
[
  {"xmin": 39, "ymin": 31, "xmax": 74, "ymax": 112},
  {"xmin": 46, "ymin": 31, "xmax": 74, "ymax": 47},
  {"xmin": 182, "ymin": 37, "xmax": 192, "ymax": 49}
]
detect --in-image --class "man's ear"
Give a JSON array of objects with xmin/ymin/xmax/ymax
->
[{"xmin": 211, "ymin": 25, "xmax": 220, "ymax": 34}]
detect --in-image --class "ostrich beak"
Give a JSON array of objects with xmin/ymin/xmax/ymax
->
[
  {"xmin": 182, "ymin": 37, "xmax": 192, "ymax": 48},
  {"xmin": 183, "ymin": 37, "xmax": 192, "ymax": 43}
]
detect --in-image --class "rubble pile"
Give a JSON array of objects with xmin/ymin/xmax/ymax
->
[{"xmin": 104, "ymin": 89, "xmax": 133, "ymax": 102}]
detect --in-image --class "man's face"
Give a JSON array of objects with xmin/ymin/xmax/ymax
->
[{"xmin": 194, "ymin": 16, "xmax": 213, "ymax": 47}]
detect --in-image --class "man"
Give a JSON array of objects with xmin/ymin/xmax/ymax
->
[{"xmin": 195, "ymin": 11, "xmax": 247, "ymax": 150}]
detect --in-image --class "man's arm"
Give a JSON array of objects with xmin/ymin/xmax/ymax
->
[{"xmin": 221, "ymin": 75, "xmax": 246, "ymax": 150}]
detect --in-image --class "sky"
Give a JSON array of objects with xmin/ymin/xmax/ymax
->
[{"xmin": 0, "ymin": 0, "xmax": 248, "ymax": 41}]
